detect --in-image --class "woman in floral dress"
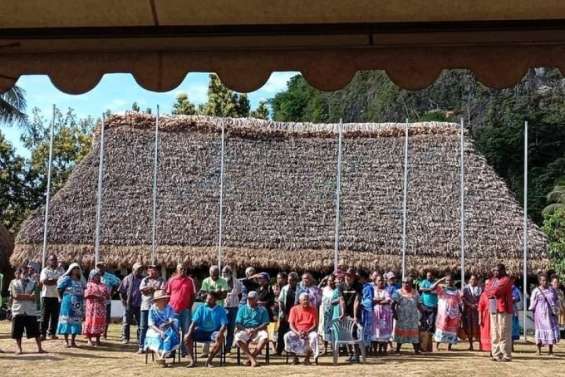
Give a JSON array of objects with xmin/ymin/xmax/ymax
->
[
  {"xmin": 84, "ymin": 269, "xmax": 110, "ymax": 346},
  {"xmin": 56, "ymin": 263, "xmax": 85, "ymax": 348},
  {"xmin": 432, "ymin": 275, "xmax": 463, "ymax": 351},
  {"xmin": 529, "ymin": 273, "xmax": 560, "ymax": 356},
  {"xmin": 392, "ymin": 277, "xmax": 422, "ymax": 354}
]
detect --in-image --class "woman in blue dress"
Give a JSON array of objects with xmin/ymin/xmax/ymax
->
[
  {"xmin": 144, "ymin": 290, "xmax": 180, "ymax": 367},
  {"xmin": 57, "ymin": 263, "xmax": 85, "ymax": 347}
]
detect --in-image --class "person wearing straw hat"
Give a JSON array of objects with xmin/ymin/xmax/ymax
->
[
  {"xmin": 234, "ymin": 291, "xmax": 270, "ymax": 367},
  {"xmin": 185, "ymin": 291, "xmax": 228, "ymax": 368},
  {"xmin": 56, "ymin": 263, "xmax": 85, "ymax": 348},
  {"xmin": 139, "ymin": 265, "xmax": 164, "ymax": 354},
  {"xmin": 144, "ymin": 289, "xmax": 180, "ymax": 367},
  {"xmin": 119, "ymin": 262, "xmax": 144, "ymax": 345}
]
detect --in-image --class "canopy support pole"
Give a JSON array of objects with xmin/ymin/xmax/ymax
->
[
  {"xmin": 460, "ymin": 118, "xmax": 465, "ymax": 286},
  {"xmin": 41, "ymin": 105, "xmax": 56, "ymax": 269},
  {"xmin": 523, "ymin": 120, "xmax": 528, "ymax": 341},
  {"xmin": 334, "ymin": 120, "xmax": 343, "ymax": 272},
  {"xmin": 401, "ymin": 120, "xmax": 409, "ymax": 280},
  {"xmin": 94, "ymin": 114, "xmax": 105, "ymax": 265},
  {"xmin": 217, "ymin": 122, "xmax": 225, "ymax": 270},
  {"xmin": 151, "ymin": 106, "xmax": 160, "ymax": 265}
]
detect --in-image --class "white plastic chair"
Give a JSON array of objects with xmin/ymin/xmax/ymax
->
[{"xmin": 329, "ymin": 317, "xmax": 366, "ymax": 365}]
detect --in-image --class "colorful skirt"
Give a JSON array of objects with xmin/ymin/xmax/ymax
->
[
  {"xmin": 57, "ymin": 294, "xmax": 83, "ymax": 335},
  {"xmin": 144, "ymin": 326, "xmax": 180, "ymax": 359},
  {"xmin": 83, "ymin": 299, "xmax": 107, "ymax": 337}
]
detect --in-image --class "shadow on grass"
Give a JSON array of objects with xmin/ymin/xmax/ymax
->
[
  {"xmin": 0, "ymin": 354, "xmax": 62, "ymax": 361},
  {"xmin": 55, "ymin": 351, "xmax": 122, "ymax": 359}
]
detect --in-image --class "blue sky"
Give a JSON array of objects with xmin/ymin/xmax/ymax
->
[{"xmin": 2, "ymin": 72, "xmax": 297, "ymax": 157}]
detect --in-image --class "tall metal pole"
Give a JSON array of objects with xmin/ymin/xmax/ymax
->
[
  {"xmin": 94, "ymin": 115, "xmax": 105, "ymax": 265},
  {"xmin": 523, "ymin": 120, "xmax": 528, "ymax": 340},
  {"xmin": 401, "ymin": 120, "xmax": 409, "ymax": 280},
  {"xmin": 460, "ymin": 118, "xmax": 466, "ymax": 286},
  {"xmin": 334, "ymin": 120, "xmax": 343, "ymax": 272},
  {"xmin": 217, "ymin": 123, "xmax": 225, "ymax": 270},
  {"xmin": 151, "ymin": 106, "xmax": 160, "ymax": 265},
  {"xmin": 41, "ymin": 105, "xmax": 56, "ymax": 269}
]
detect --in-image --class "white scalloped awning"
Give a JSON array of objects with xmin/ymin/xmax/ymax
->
[{"xmin": 1, "ymin": 0, "xmax": 565, "ymax": 93}]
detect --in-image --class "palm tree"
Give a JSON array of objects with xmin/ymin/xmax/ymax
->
[
  {"xmin": 0, "ymin": 86, "xmax": 27, "ymax": 125},
  {"xmin": 543, "ymin": 182, "xmax": 565, "ymax": 216}
]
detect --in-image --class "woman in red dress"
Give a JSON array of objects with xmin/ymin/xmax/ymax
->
[
  {"xmin": 84, "ymin": 269, "xmax": 110, "ymax": 346},
  {"xmin": 478, "ymin": 285, "xmax": 491, "ymax": 353}
]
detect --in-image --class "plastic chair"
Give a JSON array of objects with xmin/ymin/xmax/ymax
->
[{"xmin": 329, "ymin": 317, "xmax": 366, "ymax": 365}]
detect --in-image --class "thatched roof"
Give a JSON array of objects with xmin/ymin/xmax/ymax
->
[
  {"xmin": 0, "ymin": 224, "xmax": 14, "ymax": 272},
  {"xmin": 12, "ymin": 113, "xmax": 549, "ymax": 275}
]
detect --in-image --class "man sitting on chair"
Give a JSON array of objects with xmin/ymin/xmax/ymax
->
[
  {"xmin": 185, "ymin": 292, "xmax": 227, "ymax": 368},
  {"xmin": 284, "ymin": 292, "xmax": 319, "ymax": 365},
  {"xmin": 234, "ymin": 291, "xmax": 270, "ymax": 367}
]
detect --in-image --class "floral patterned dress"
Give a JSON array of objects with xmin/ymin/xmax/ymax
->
[
  {"xmin": 392, "ymin": 289, "xmax": 421, "ymax": 344},
  {"xmin": 372, "ymin": 287, "xmax": 393, "ymax": 342},
  {"xmin": 433, "ymin": 286, "xmax": 462, "ymax": 344},
  {"xmin": 84, "ymin": 282, "xmax": 110, "ymax": 337},
  {"xmin": 57, "ymin": 276, "xmax": 85, "ymax": 335}
]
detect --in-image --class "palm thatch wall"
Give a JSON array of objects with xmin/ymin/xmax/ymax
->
[{"xmin": 12, "ymin": 113, "xmax": 548, "ymax": 275}]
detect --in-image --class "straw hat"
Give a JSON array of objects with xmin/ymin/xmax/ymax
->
[{"xmin": 153, "ymin": 290, "xmax": 170, "ymax": 301}]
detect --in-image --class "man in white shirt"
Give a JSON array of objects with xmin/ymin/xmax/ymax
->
[
  {"xmin": 39, "ymin": 255, "xmax": 62, "ymax": 340},
  {"xmin": 10, "ymin": 267, "xmax": 45, "ymax": 354}
]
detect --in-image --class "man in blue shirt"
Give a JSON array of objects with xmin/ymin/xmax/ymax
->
[
  {"xmin": 185, "ymin": 292, "xmax": 227, "ymax": 368},
  {"xmin": 418, "ymin": 271, "xmax": 439, "ymax": 334},
  {"xmin": 234, "ymin": 291, "xmax": 270, "ymax": 367}
]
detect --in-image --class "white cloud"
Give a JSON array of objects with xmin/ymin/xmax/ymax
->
[{"xmin": 174, "ymin": 84, "xmax": 208, "ymax": 104}]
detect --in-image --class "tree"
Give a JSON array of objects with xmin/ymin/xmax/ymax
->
[
  {"xmin": 22, "ymin": 106, "xmax": 96, "ymax": 213},
  {"xmin": 0, "ymin": 131, "xmax": 34, "ymax": 232},
  {"xmin": 544, "ymin": 208, "xmax": 565, "ymax": 279},
  {"xmin": 544, "ymin": 181, "xmax": 565, "ymax": 216},
  {"xmin": 202, "ymin": 74, "xmax": 250, "ymax": 117},
  {"xmin": 172, "ymin": 93, "xmax": 197, "ymax": 115},
  {"xmin": 250, "ymin": 101, "xmax": 269, "ymax": 119},
  {"xmin": 131, "ymin": 102, "xmax": 141, "ymax": 112},
  {"xmin": 0, "ymin": 86, "xmax": 27, "ymax": 126}
]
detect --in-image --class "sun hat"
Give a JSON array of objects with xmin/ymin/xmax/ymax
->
[{"xmin": 153, "ymin": 290, "xmax": 170, "ymax": 301}]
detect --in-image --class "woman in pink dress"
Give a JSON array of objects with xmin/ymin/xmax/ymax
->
[
  {"xmin": 84, "ymin": 269, "xmax": 110, "ymax": 346},
  {"xmin": 431, "ymin": 275, "xmax": 463, "ymax": 351},
  {"xmin": 371, "ymin": 274, "xmax": 393, "ymax": 354}
]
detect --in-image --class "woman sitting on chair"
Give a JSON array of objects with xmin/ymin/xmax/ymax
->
[{"xmin": 144, "ymin": 290, "xmax": 180, "ymax": 367}]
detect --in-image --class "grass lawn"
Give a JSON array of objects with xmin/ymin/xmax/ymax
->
[{"xmin": 0, "ymin": 322, "xmax": 563, "ymax": 377}]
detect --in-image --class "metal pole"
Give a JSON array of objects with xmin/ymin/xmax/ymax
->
[
  {"xmin": 401, "ymin": 120, "xmax": 409, "ymax": 280},
  {"xmin": 217, "ymin": 123, "xmax": 225, "ymax": 270},
  {"xmin": 41, "ymin": 105, "xmax": 56, "ymax": 269},
  {"xmin": 523, "ymin": 120, "xmax": 528, "ymax": 341},
  {"xmin": 334, "ymin": 120, "xmax": 343, "ymax": 272},
  {"xmin": 460, "ymin": 118, "xmax": 466, "ymax": 287},
  {"xmin": 94, "ymin": 115, "xmax": 106, "ymax": 265},
  {"xmin": 151, "ymin": 106, "xmax": 160, "ymax": 265}
]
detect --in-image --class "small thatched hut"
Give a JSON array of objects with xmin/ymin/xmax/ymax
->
[{"xmin": 12, "ymin": 114, "xmax": 548, "ymax": 275}]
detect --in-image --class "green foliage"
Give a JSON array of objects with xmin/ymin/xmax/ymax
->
[
  {"xmin": 0, "ymin": 131, "xmax": 34, "ymax": 232},
  {"xmin": 0, "ymin": 86, "xmax": 27, "ymax": 126},
  {"xmin": 131, "ymin": 102, "xmax": 141, "ymax": 112},
  {"xmin": 201, "ymin": 74, "xmax": 250, "ymax": 118},
  {"xmin": 250, "ymin": 101, "xmax": 269, "ymax": 120},
  {"xmin": 544, "ymin": 208, "xmax": 565, "ymax": 280},
  {"xmin": 172, "ymin": 93, "xmax": 197, "ymax": 115}
]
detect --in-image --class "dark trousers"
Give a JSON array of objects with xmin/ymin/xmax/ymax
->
[
  {"xmin": 225, "ymin": 307, "xmax": 238, "ymax": 353},
  {"xmin": 277, "ymin": 319, "xmax": 290, "ymax": 354},
  {"xmin": 139, "ymin": 310, "xmax": 149, "ymax": 350},
  {"xmin": 41, "ymin": 297, "xmax": 60, "ymax": 337},
  {"xmin": 122, "ymin": 306, "xmax": 141, "ymax": 342}
]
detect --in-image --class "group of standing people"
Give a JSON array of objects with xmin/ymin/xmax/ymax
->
[{"xmin": 6, "ymin": 258, "xmax": 564, "ymax": 367}]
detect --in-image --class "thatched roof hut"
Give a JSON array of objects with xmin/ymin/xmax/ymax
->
[
  {"xmin": 0, "ymin": 224, "xmax": 14, "ymax": 273},
  {"xmin": 12, "ymin": 114, "xmax": 549, "ymax": 275}
]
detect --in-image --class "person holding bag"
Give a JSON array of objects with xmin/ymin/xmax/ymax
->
[{"xmin": 529, "ymin": 273, "xmax": 560, "ymax": 356}]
